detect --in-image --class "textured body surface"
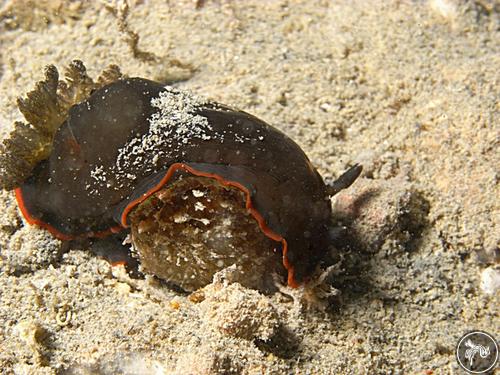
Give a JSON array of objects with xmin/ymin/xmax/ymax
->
[
  {"xmin": 129, "ymin": 175, "xmax": 283, "ymax": 291},
  {"xmin": 16, "ymin": 77, "xmax": 331, "ymax": 284}
]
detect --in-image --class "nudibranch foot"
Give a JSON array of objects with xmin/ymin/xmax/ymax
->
[
  {"xmin": 88, "ymin": 233, "xmax": 141, "ymax": 278},
  {"xmin": 129, "ymin": 174, "xmax": 285, "ymax": 292}
]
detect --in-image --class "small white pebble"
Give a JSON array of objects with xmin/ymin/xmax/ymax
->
[
  {"xmin": 115, "ymin": 282, "xmax": 132, "ymax": 295},
  {"xmin": 480, "ymin": 267, "xmax": 500, "ymax": 295},
  {"xmin": 194, "ymin": 202, "xmax": 206, "ymax": 211},
  {"xmin": 192, "ymin": 189, "xmax": 205, "ymax": 197},
  {"xmin": 428, "ymin": 0, "xmax": 458, "ymax": 20}
]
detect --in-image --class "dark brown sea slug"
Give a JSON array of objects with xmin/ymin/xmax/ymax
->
[{"xmin": 2, "ymin": 62, "xmax": 362, "ymax": 291}]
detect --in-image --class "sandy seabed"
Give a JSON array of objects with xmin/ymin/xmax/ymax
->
[{"xmin": 0, "ymin": 1, "xmax": 499, "ymax": 374}]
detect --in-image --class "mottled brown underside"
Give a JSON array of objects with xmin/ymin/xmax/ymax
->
[{"xmin": 129, "ymin": 176, "xmax": 284, "ymax": 292}]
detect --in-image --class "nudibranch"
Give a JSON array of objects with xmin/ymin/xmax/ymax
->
[{"xmin": 0, "ymin": 61, "xmax": 362, "ymax": 292}]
